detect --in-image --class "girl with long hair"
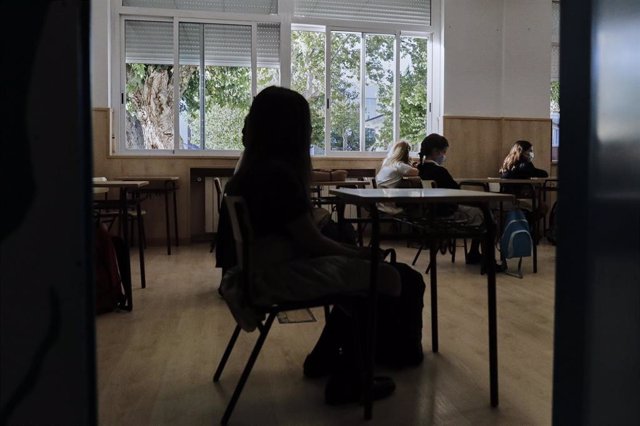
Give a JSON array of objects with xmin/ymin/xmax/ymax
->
[{"xmin": 220, "ymin": 86, "xmax": 400, "ymax": 405}]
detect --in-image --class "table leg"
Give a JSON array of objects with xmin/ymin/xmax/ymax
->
[
  {"xmin": 429, "ymin": 238, "xmax": 439, "ymax": 353},
  {"xmin": 482, "ymin": 205, "xmax": 499, "ymax": 407},
  {"xmin": 172, "ymin": 181, "xmax": 179, "ymax": 247},
  {"xmin": 531, "ymin": 190, "xmax": 538, "ymax": 273},
  {"xmin": 164, "ymin": 182, "xmax": 171, "ymax": 255},
  {"xmin": 364, "ymin": 204, "xmax": 380, "ymax": 420},
  {"xmin": 135, "ymin": 191, "xmax": 146, "ymax": 289}
]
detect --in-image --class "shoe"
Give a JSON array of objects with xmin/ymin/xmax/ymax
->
[
  {"xmin": 465, "ymin": 251, "xmax": 484, "ymax": 265},
  {"xmin": 325, "ymin": 375, "xmax": 396, "ymax": 406},
  {"xmin": 303, "ymin": 351, "xmax": 339, "ymax": 379}
]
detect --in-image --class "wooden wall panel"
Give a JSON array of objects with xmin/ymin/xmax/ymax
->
[
  {"xmin": 444, "ymin": 116, "xmax": 552, "ymax": 178},
  {"xmin": 93, "ymin": 109, "xmax": 553, "ymax": 243}
]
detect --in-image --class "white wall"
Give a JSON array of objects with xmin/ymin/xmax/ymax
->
[
  {"xmin": 443, "ymin": 0, "xmax": 551, "ymax": 118},
  {"xmin": 90, "ymin": 0, "xmax": 110, "ymax": 107}
]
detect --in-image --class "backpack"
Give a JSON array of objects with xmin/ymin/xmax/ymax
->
[
  {"xmin": 545, "ymin": 201, "xmax": 558, "ymax": 245},
  {"xmin": 95, "ymin": 224, "xmax": 129, "ymax": 314},
  {"xmin": 499, "ymin": 209, "xmax": 533, "ymax": 278},
  {"xmin": 375, "ymin": 255, "xmax": 425, "ymax": 368}
]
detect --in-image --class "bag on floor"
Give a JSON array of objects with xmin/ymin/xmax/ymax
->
[
  {"xmin": 500, "ymin": 209, "xmax": 532, "ymax": 259},
  {"xmin": 95, "ymin": 224, "xmax": 129, "ymax": 314},
  {"xmin": 375, "ymin": 254, "xmax": 425, "ymax": 368}
]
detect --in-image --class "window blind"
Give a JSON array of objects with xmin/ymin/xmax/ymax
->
[
  {"xmin": 551, "ymin": 2, "xmax": 560, "ymax": 80},
  {"xmin": 125, "ymin": 21, "xmax": 174, "ymax": 64},
  {"xmin": 257, "ymin": 23, "xmax": 280, "ymax": 67},
  {"xmin": 123, "ymin": 0, "xmax": 277, "ymax": 15},
  {"xmin": 179, "ymin": 23, "xmax": 252, "ymax": 67},
  {"xmin": 126, "ymin": 21, "xmax": 279, "ymax": 67},
  {"xmin": 294, "ymin": 0, "xmax": 431, "ymax": 27}
]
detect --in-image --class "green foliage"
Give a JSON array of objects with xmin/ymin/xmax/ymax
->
[{"xmin": 550, "ymin": 81, "xmax": 560, "ymax": 113}]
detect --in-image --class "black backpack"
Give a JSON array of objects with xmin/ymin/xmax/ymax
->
[{"xmin": 375, "ymin": 253, "xmax": 426, "ymax": 368}]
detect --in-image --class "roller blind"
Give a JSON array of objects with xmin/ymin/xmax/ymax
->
[
  {"xmin": 294, "ymin": 0, "xmax": 431, "ymax": 27},
  {"xmin": 551, "ymin": 1, "xmax": 560, "ymax": 80},
  {"xmin": 125, "ymin": 21, "xmax": 173, "ymax": 64},
  {"xmin": 123, "ymin": 0, "xmax": 277, "ymax": 14},
  {"xmin": 126, "ymin": 20, "xmax": 280, "ymax": 67}
]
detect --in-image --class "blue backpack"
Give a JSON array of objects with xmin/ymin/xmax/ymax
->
[{"xmin": 500, "ymin": 209, "xmax": 532, "ymax": 260}]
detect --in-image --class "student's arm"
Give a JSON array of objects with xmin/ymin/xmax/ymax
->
[
  {"xmin": 438, "ymin": 167, "xmax": 460, "ymax": 189},
  {"xmin": 398, "ymin": 162, "xmax": 419, "ymax": 177}
]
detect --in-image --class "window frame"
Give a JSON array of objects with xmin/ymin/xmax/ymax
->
[{"xmin": 111, "ymin": 0, "xmax": 441, "ymax": 157}]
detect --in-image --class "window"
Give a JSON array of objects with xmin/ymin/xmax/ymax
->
[
  {"xmin": 114, "ymin": 0, "xmax": 435, "ymax": 155},
  {"xmin": 291, "ymin": 29, "xmax": 430, "ymax": 155},
  {"xmin": 551, "ymin": 0, "xmax": 560, "ymax": 162}
]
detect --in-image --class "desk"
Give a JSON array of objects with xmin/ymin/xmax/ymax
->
[
  {"xmin": 93, "ymin": 180, "xmax": 148, "ymax": 289},
  {"xmin": 115, "ymin": 176, "xmax": 180, "ymax": 255},
  {"xmin": 330, "ymin": 188, "xmax": 514, "ymax": 411}
]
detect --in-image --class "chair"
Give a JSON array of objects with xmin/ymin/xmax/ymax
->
[
  {"xmin": 213, "ymin": 195, "xmax": 375, "ymax": 425},
  {"xmin": 210, "ymin": 177, "xmax": 224, "ymax": 252},
  {"xmin": 93, "ymin": 177, "xmax": 147, "ymax": 248},
  {"xmin": 409, "ymin": 179, "xmax": 469, "ymax": 272}
]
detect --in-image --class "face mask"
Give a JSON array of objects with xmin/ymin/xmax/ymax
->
[
  {"xmin": 435, "ymin": 154, "xmax": 446, "ymax": 165},
  {"xmin": 525, "ymin": 151, "xmax": 535, "ymax": 161}
]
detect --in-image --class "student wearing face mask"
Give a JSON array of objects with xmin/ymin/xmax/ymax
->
[
  {"xmin": 416, "ymin": 133, "xmax": 485, "ymax": 264},
  {"xmin": 499, "ymin": 140, "xmax": 548, "ymax": 179},
  {"xmin": 499, "ymin": 140, "xmax": 549, "ymax": 237}
]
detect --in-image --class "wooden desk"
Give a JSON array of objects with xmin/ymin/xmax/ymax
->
[
  {"xmin": 115, "ymin": 176, "xmax": 180, "ymax": 255},
  {"xmin": 93, "ymin": 180, "xmax": 148, "ymax": 289},
  {"xmin": 330, "ymin": 188, "xmax": 514, "ymax": 411}
]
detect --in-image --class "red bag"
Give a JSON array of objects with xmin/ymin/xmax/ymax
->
[{"xmin": 94, "ymin": 224, "xmax": 127, "ymax": 314}]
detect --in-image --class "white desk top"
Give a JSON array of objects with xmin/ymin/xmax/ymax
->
[{"xmin": 330, "ymin": 188, "xmax": 514, "ymax": 204}]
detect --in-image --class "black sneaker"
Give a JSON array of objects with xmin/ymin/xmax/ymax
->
[{"xmin": 325, "ymin": 375, "xmax": 396, "ymax": 406}]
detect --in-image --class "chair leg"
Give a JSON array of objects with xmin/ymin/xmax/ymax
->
[
  {"xmin": 412, "ymin": 244, "xmax": 424, "ymax": 266},
  {"xmin": 220, "ymin": 313, "xmax": 277, "ymax": 426},
  {"xmin": 213, "ymin": 325, "xmax": 242, "ymax": 382}
]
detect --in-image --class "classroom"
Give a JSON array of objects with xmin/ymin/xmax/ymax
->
[{"xmin": 1, "ymin": 0, "xmax": 638, "ymax": 425}]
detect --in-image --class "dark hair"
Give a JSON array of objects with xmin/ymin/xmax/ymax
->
[
  {"xmin": 419, "ymin": 133, "xmax": 449, "ymax": 160},
  {"xmin": 233, "ymin": 86, "xmax": 312, "ymax": 196}
]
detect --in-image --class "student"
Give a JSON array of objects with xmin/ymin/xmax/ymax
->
[
  {"xmin": 375, "ymin": 140, "xmax": 421, "ymax": 215},
  {"xmin": 416, "ymin": 133, "xmax": 484, "ymax": 264},
  {"xmin": 375, "ymin": 140, "xmax": 420, "ymax": 188},
  {"xmin": 499, "ymin": 140, "xmax": 549, "ymax": 179},
  {"xmin": 219, "ymin": 85, "xmax": 400, "ymax": 405},
  {"xmin": 498, "ymin": 140, "xmax": 549, "ymax": 218}
]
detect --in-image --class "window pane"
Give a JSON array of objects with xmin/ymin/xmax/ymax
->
[
  {"xmin": 399, "ymin": 36, "xmax": 428, "ymax": 150},
  {"xmin": 330, "ymin": 32, "xmax": 361, "ymax": 152},
  {"xmin": 125, "ymin": 20, "xmax": 174, "ymax": 150},
  {"xmin": 365, "ymin": 34, "xmax": 395, "ymax": 151},
  {"xmin": 179, "ymin": 23, "xmax": 252, "ymax": 150},
  {"xmin": 291, "ymin": 30, "xmax": 326, "ymax": 155}
]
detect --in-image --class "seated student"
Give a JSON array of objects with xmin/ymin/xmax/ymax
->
[
  {"xmin": 375, "ymin": 140, "xmax": 420, "ymax": 188},
  {"xmin": 416, "ymin": 133, "xmax": 484, "ymax": 264},
  {"xmin": 498, "ymin": 140, "xmax": 549, "ymax": 220},
  {"xmin": 374, "ymin": 140, "xmax": 420, "ymax": 215},
  {"xmin": 218, "ymin": 85, "xmax": 401, "ymax": 405}
]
